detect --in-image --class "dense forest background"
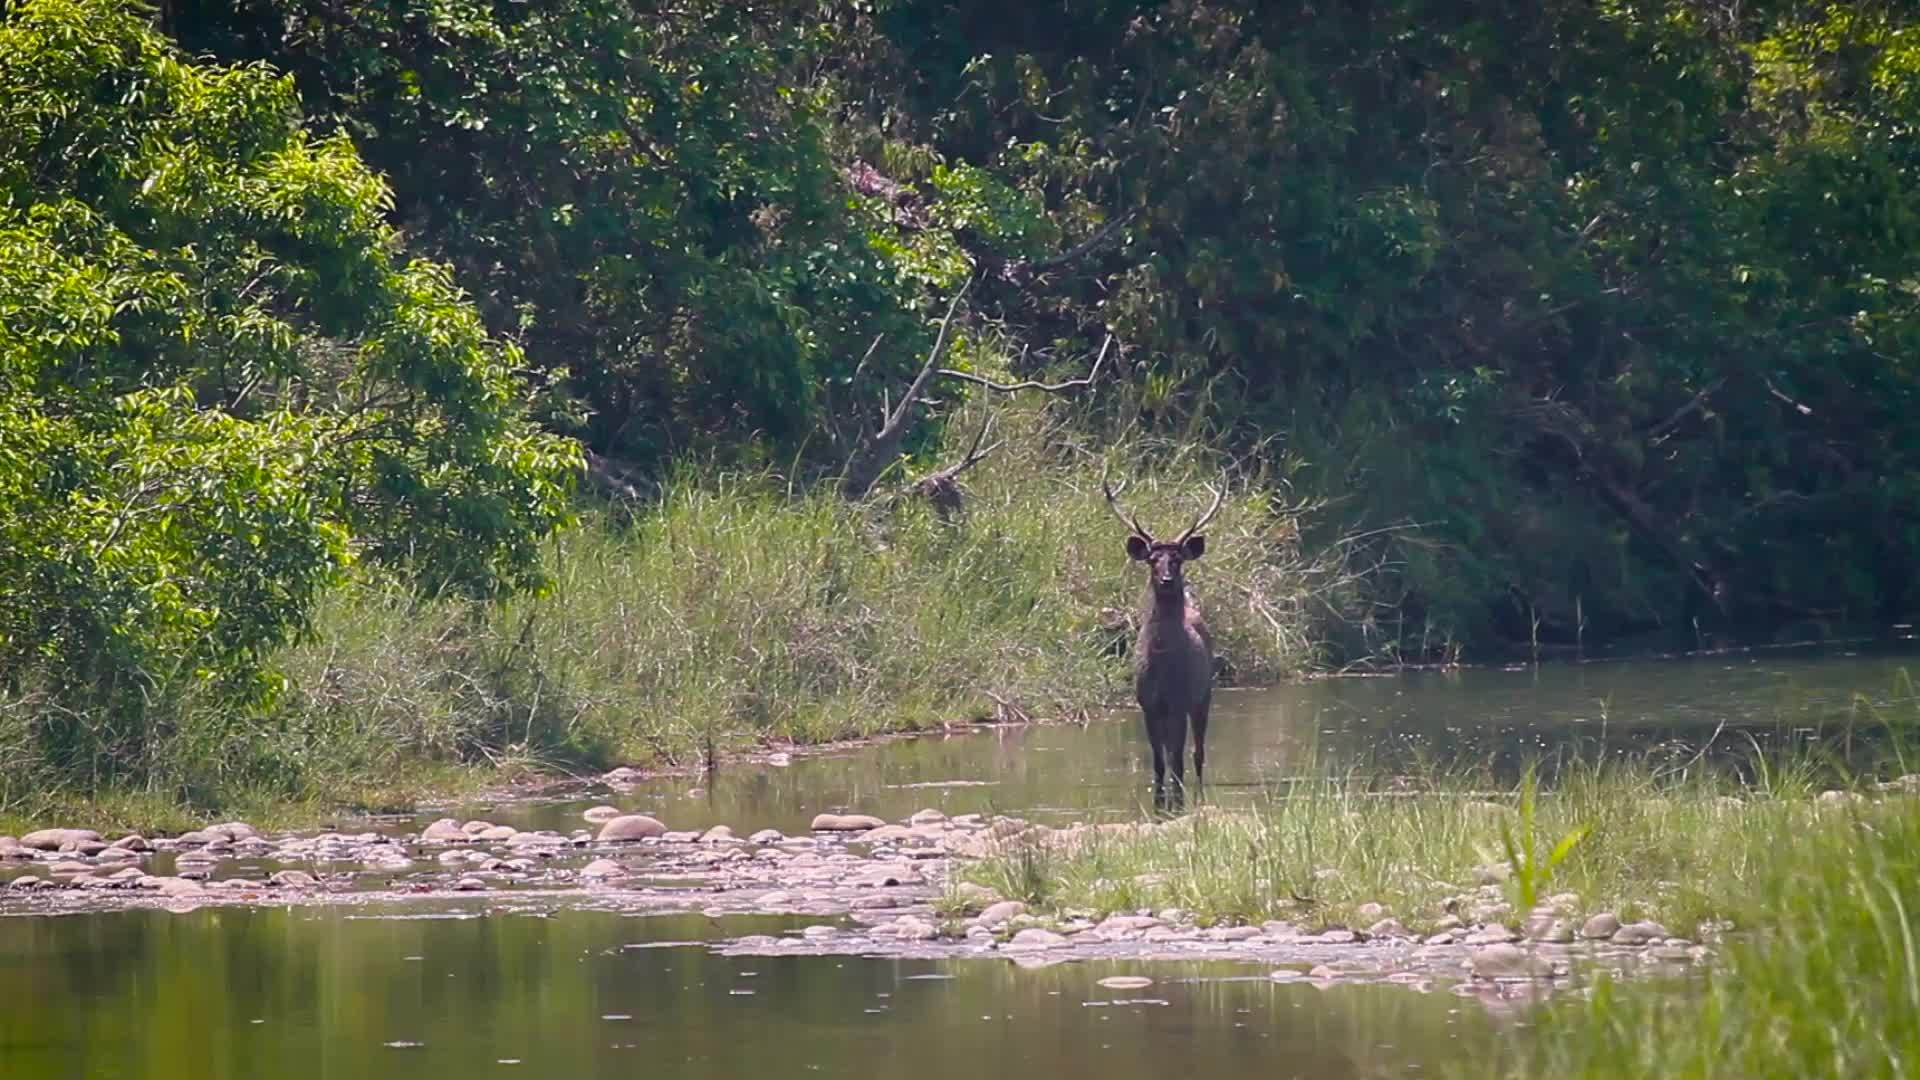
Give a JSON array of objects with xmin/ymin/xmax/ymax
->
[
  {"xmin": 156, "ymin": 0, "xmax": 1920, "ymax": 648},
  {"xmin": 7, "ymin": 0, "xmax": 1920, "ymax": 807}
]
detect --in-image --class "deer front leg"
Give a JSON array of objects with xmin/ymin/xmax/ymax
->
[{"xmin": 1145, "ymin": 709, "xmax": 1168, "ymax": 807}]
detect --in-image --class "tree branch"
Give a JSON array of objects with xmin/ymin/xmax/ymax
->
[
  {"xmin": 1009, "ymin": 212, "xmax": 1134, "ymax": 275},
  {"xmin": 840, "ymin": 277, "xmax": 973, "ymax": 500},
  {"xmin": 936, "ymin": 334, "xmax": 1111, "ymax": 394}
]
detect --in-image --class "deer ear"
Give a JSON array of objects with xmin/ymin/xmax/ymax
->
[
  {"xmin": 1125, "ymin": 535, "xmax": 1151, "ymax": 561},
  {"xmin": 1182, "ymin": 535, "xmax": 1206, "ymax": 560}
]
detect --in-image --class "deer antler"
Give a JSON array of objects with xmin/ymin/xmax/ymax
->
[
  {"xmin": 1100, "ymin": 467, "xmax": 1152, "ymax": 541},
  {"xmin": 1174, "ymin": 483, "xmax": 1226, "ymax": 544}
]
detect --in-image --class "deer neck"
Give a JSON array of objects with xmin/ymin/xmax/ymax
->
[{"xmin": 1146, "ymin": 587, "xmax": 1189, "ymax": 620}]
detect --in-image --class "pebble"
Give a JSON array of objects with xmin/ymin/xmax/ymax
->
[
  {"xmin": 1462, "ymin": 924, "xmax": 1520, "ymax": 945},
  {"xmin": 1528, "ymin": 918, "xmax": 1576, "ymax": 944},
  {"xmin": 1469, "ymin": 943, "xmax": 1554, "ymax": 979},
  {"xmin": 748, "ymin": 829, "xmax": 784, "ymax": 844},
  {"xmin": 1007, "ymin": 928, "xmax": 1067, "ymax": 949},
  {"xmin": 582, "ymin": 806, "xmax": 623, "ymax": 824},
  {"xmin": 269, "ymin": 870, "xmax": 318, "ymax": 889},
  {"xmin": 909, "ymin": 809, "xmax": 947, "ymax": 826},
  {"xmin": 889, "ymin": 916, "xmax": 939, "ymax": 941},
  {"xmin": 596, "ymin": 815, "xmax": 668, "ymax": 842},
  {"xmin": 1582, "ymin": 912, "xmax": 1622, "ymax": 939},
  {"xmin": 1367, "ymin": 918, "xmax": 1411, "ymax": 939},
  {"xmin": 1096, "ymin": 976, "xmax": 1154, "ymax": 990},
  {"xmin": 975, "ymin": 900, "xmax": 1028, "ymax": 928},
  {"xmin": 856, "ymin": 825, "xmax": 914, "ymax": 844},
  {"xmin": 951, "ymin": 882, "xmax": 1000, "ymax": 909},
  {"xmin": 1611, "ymin": 920, "xmax": 1671, "ymax": 946},
  {"xmin": 1355, "ymin": 902, "xmax": 1388, "ymax": 921},
  {"xmin": 420, "ymin": 819, "xmax": 470, "ymax": 843},
  {"xmin": 699, "ymin": 826, "xmax": 736, "ymax": 844},
  {"xmin": 453, "ymin": 877, "xmax": 487, "ymax": 891},
  {"xmin": 580, "ymin": 859, "xmax": 625, "ymax": 879},
  {"xmin": 810, "ymin": 813, "xmax": 887, "ymax": 832},
  {"xmin": 19, "ymin": 828, "xmax": 100, "ymax": 851},
  {"xmin": 154, "ymin": 877, "xmax": 204, "ymax": 897}
]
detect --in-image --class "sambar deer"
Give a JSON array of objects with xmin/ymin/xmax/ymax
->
[{"xmin": 1102, "ymin": 474, "xmax": 1224, "ymax": 810}]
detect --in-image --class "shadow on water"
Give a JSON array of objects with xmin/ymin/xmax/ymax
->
[
  {"xmin": 476, "ymin": 644, "xmax": 1920, "ymax": 836},
  {"xmin": 0, "ymin": 908, "xmax": 1491, "ymax": 1079}
]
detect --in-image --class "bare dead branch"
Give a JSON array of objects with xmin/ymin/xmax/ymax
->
[
  {"xmin": 936, "ymin": 335, "xmax": 1111, "ymax": 394},
  {"xmin": 911, "ymin": 412, "xmax": 1002, "ymax": 518},
  {"xmin": 1013, "ymin": 212, "xmax": 1135, "ymax": 274},
  {"xmin": 1644, "ymin": 376, "xmax": 1727, "ymax": 442},
  {"xmin": 840, "ymin": 277, "xmax": 974, "ymax": 500}
]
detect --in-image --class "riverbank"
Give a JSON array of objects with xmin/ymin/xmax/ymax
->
[
  {"xmin": 0, "ymin": 407, "xmax": 1350, "ymax": 834},
  {"xmin": 963, "ymin": 752, "xmax": 1920, "ymax": 935}
]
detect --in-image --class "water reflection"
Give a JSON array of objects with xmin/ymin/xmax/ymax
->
[
  {"xmin": 0, "ymin": 909, "xmax": 1488, "ymax": 1079},
  {"xmin": 477, "ymin": 645, "xmax": 1920, "ymax": 836}
]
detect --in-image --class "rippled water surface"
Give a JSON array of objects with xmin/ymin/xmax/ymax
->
[
  {"xmin": 486, "ymin": 644, "xmax": 1920, "ymax": 836},
  {"xmin": 0, "ymin": 908, "xmax": 1489, "ymax": 1079},
  {"xmin": 4, "ymin": 645, "xmax": 1914, "ymax": 1079}
]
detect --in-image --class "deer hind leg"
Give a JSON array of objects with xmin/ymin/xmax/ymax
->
[{"xmin": 1191, "ymin": 693, "xmax": 1211, "ymax": 795}]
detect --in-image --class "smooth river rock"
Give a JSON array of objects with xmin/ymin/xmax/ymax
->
[
  {"xmin": 810, "ymin": 813, "xmax": 887, "ymax": 832},
  {"xmin": 974, "ymin": 900, "xmax": 1028, "ymax": 928},
  {"xmin": 1611, "ymin": 920, "xmax": 1671, "ymax": 946},
  {"xmin": 1470, "ymin": 943, "xmax": 1554, "ymax": 979},
  {"xmin": 420, "ymin": 819, "xmax": 471, "ymax": 843},
  {"xmin": 1007, "ymin": 928, "xmax": 1067, "ymax": 949},
  {"xmin": 596, "ymin": 815, "xmax": 668, "ymax": 842},
  {"xmin": 19, "ymin": 828, "xmax": 101, "ymax": 851},
  {"xmin": 1581, "ymin": 912, "xmax": 1622, "ymax": 940}
]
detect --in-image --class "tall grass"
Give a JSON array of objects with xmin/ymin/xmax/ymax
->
[
  {"xmin": 965, "ymin": 749, "xmax": 1912, "ymax": 935},
  {"xmin": 1481, "ymin": 794, "xmax": 1920, "ymax": 1079},
  {"xmin": 279, "ymin": 404, "xmax": 1347, "ymax": 771},
  {"xmin": 1, "ymin": 403, "xmax": 1351, "ymax": 826}
]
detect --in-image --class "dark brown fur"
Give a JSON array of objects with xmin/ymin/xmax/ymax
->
[{"xmin": 1106, "ymin": 480, "xmax": 1224, "ymax": 809}]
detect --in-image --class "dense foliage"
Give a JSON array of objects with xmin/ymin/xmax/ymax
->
[
  {"xmin": 9, "ymin": 0, "xmax": 1920, "ymax": 813},
  {"xmin": 150, "ymin": 0, "xmax": 1920, "ymax": 654},
  {"xmin": 0, "ymin": 0, "xmax": 577, "ymax": 780},
  {"xmin": 857, "ymin": 0, "xmax": 1920, "ymax": 649}
]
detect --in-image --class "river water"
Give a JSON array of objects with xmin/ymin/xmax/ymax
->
[{"xmin": 1, "ymin": 645, "xmax": 1912, "ymax": 1079}]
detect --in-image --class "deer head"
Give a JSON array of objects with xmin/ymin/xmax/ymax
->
[{"xmin": 1102, "ymin": 473, "xmax": 1225, "ymax": 602}]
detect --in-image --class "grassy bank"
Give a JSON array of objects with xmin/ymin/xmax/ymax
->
[
  {"xmin": 0, "ymin": 405, "xmax": 1348, "ymax": 830},
  {"xmin": 1480, "ymin": 779, "xmax": 1920, "ymax": 1079},
  {"xmin": 963, "ymin": 749, "xmax": 1920, "ymax": 939}
]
